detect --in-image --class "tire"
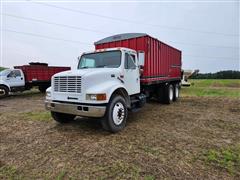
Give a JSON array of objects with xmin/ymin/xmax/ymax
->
[
  {"xmin": 156, "ymin": 84, "xmax": 174, "ymax": 104},
  {"xmin": 0, "ymin": 86, "xmax": 9, "ymax": 98},
  {"xmin": 101, "ymin": 95, "xmax": 128, "ymax": 133},
  {"xmin": 39, "ymin": 86, "xmax": 48, "ymax": 93},
  {"xmin": 162, "ymin": 84, "xmax": 174, "ymax": 104},
  {"xmin": 100, "ymin": 117, "xmax": 110, "ymax": 131},
  {"xmin": 173, "ymin": 83, "xmax": 180, "ymax": 101},
  {"xmin": 51, "ymin": 112, "xmax": 76, "ymax": 123},
  {"xmin": 156, "ymin": 85, "xmax": 165, "ymax": 103}
]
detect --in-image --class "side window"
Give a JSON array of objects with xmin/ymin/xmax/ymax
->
[
  {"xmin": 130, "ymin": 54, "xmax": 136, "ymax": 63},
  {"xmin": 125, "ymin": 53, "xmax": 136, "ymax": 69},
  {"xmin": 13, "ymin": 70, "xmax": 21, "ymax": 77}
]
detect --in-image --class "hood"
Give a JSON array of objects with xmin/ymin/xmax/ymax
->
[{"xmin": 53, "ymin": 68, "xmax": 120, "ymax": 77}]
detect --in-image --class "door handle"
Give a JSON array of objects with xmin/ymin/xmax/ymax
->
[{"xmin": 21, "ymin": 77, "xmax": 23, "ymax": 80}]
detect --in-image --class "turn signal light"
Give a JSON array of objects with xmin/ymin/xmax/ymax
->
[
  {"xmin": 86, "ymin": 94, "xmax": 107, "ymax": 101},
  {"xmin": 96, "ymin": 94, "xmax": 107, "ymax": 100}
]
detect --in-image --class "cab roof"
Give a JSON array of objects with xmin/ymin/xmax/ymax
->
[{"xmin": 83, "ymin": 47, "xmax": 136, "ymax": 55}]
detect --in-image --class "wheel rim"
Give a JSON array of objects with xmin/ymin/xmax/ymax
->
[
  {"xmin": 169, "ymin": 85, "xmax": 173, "ymax": 101},
  {"xmin": 0, "ymin": 89, "xmax": 6, "ymax": 97},
  {"xmin": 112, "ymin": 102, "xmax": 125, "ymax": 125},
  {"xmin": 175, "ymin": 85, "xmax": 179, "ymax": 98}
]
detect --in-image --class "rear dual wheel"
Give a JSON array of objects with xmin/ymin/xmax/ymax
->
[
  {"xmin": 173, "ymin": 84, "xmax": 180, "ymax": 101},
  {"xmin": 157, "ymin": 83, "xmax": 180, "ymax": 104},
  {"xmin": 164, "ymin": 84, "xmax": 174, "ymax": 104}
]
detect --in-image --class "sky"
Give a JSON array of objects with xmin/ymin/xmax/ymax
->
[{"xmin": 1, "ymin": 0, "xmax": 239, "ymax": 73}]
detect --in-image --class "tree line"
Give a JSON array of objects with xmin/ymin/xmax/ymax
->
[
  {"xmin": 0, "ymin": 67, "xmax": 6, "ymax": 72},
  {"xmin": 191, "ymin": 70, "xmax": 240, "ymax": 79}
]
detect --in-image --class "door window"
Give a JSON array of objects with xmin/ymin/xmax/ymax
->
[
  {"xmin": 13, "ymin": 70, "xmax": 21, "ymax": 77},
  {"xmin": 125, "ymin": 53, "xmax": 136, "ymax": 69},
  {"xmin": 8, "ymin": 70, "xmax": 21, "ymax": 77}
]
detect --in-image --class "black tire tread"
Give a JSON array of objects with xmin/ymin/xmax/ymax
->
[
  {"xmin": 0, "ymin": 85, "xmax": 9, "ymax": 98},
  {"xmin": 157, "ymin": 84, "xmax": 173, "ymax": 104}
]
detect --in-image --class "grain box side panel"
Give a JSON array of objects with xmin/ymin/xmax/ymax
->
[{"xmin": 95, "ymin": 35, "xmax": 182, "ymax": 84}]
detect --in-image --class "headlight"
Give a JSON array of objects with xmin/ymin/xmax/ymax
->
[
  {"xmin": 86, "ymin": 93, "xmax": 106, "ymax": 101},
  {"xmin": 46, "ymin": 91, "xmax": 51, "ymax": 98}
]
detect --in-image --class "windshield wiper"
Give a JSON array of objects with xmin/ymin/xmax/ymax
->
[
  {"xmin": 80, "ymin": 66, "xmax": 89, "ymax": 69},
  {"xmin": 80, "ymin": 65, "xmax": 106, "ymax": 69}
]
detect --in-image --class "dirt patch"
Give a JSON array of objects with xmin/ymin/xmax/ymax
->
[
  {"xmin": 211, "ymin": 82, "xmax": 225, "ymax": 87},
  {"xmin": 211, "ymin": 82, "xmax": 240, "ymax": 88},
  {"xmin": 0, "ymin": 94, "xmax": 240, "ymax": 179},
  {"xmin": 224, "ymin": 83, "xmax": 240, "ymax": 88}
]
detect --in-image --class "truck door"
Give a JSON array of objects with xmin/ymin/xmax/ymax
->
[
  {"xmin": 123, "ymin": 52, "xmax": 140, "ymax": 95},
  {"xmin": 6, "ymin": 70, "xmax": 25, "ymax": 87}
]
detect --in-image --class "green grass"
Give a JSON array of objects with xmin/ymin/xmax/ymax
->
[
  {"xmin": 189, "ymin": 79, "xmax": 240, "ymax": 88},
  {"xmin": 203, "ymin": 145, "xmax": 240, "ymax": 175},
  {"xmin": 56, "ymin": 170, "xmax": 67, "ymax": 180},
  {"xmin": 20, "ymin": 111, "xmax": 52, "ymax": 122},
  {"xmin": 0, "ymin": 165, "xmax": 23, "ymax": 179},
  {"xmin": 141, "ymin": 146, "xmax": 160, "ymax": 157},
  {"xmin": 181, "ymin": 79, "xmax": 240, "ymax": 98},
  {"xmin": 144, "ymin": 175, "xmax": 155, "ymax": 180},
  {"xmin": 93, "ymin": 161, "xmax": 141, "ymax": 179}
]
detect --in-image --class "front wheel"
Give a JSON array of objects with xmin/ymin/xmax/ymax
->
[
  {"xmin": 51, "ymin": 112, "xmax": 76, "ymax": 123},
  {"xmin": 101, "ymin": 95, "xmax": 128, "ymax": 133},
  {"xmin": 0, "ymin": 86, "xmax": 9, "ymax": 98}
]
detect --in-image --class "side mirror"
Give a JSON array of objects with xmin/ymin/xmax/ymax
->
[{"xmin": 138, "ymin": 51, "xmax": 145, "ymax": 66}]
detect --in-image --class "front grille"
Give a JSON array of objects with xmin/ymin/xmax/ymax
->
[{"xmin": 54, "ymin": 76, "xmax": 81, "ymax": 93}]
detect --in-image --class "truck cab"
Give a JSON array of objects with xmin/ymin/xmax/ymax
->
[
  {"xmin": 45, "ymin": 48, "xmax": 145, "ymax": 132},
  {"xmin": 0, "ymin": 69, "xmax": 25, "ymax": 97}
]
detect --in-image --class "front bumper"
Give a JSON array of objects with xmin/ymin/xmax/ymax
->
[{"xmin": 45, "ymin": 100, "xmax": 106, "ymax": 118}]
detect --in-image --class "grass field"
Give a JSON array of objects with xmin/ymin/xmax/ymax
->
[
  {"xmin": 0, "ymin": 79, "xmax": 240, "ymax": 179},
  {"xmin": 181, "ymin": 79, "xmax": 240, "ymax": 98}
]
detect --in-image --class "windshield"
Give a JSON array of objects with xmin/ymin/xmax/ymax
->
[
  {"xmin": 0, "ymin": 69, "xmax": 10, "ymax": 76},
  {"xmin": 78, "ymin": 50, "xmax": 121, "ymax": 69}
]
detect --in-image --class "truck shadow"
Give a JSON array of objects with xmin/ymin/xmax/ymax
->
[
  {"xmin": 52, "ymin": 100, "xmax": 165, "ymax": 134},
  {"xmin": 52, "ymin": 117, "xmax": 108, "ymax": 135},
  {"xmin": 52, "ymin": 99, "xmax": 162, "ymax": 134}
]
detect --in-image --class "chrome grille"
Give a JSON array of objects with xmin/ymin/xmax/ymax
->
[{"xmin": 54, "ymin": 76, "xmax": 81, "ymax": 93}]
